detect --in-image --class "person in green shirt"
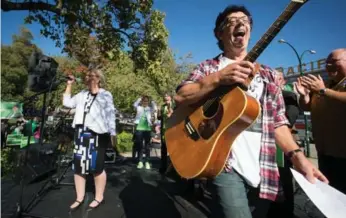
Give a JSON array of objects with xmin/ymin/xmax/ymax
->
[
  {"xmin": 133, "ymin": 95, "xmax": 157, "ymax": 169},
  {"xmin": 31, "ymin": 117, "xmax": 40, "ymax": 143},
  {"xmin": 158, "ymin": 93, "xmax": 174, "ymax": 174}
]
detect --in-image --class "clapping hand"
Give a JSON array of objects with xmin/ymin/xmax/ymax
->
[
  {"xmin": 299, "ymin": 74, "xmax": 326, "ymax": 93},
  {"xmin": 295, "ymin": 77, "xmax": 311, "ymax": 96}
]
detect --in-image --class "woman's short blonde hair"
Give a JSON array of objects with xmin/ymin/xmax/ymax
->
[{"xmin": 88, "ymin": 66, "xmax": 106, "ymax": 88}]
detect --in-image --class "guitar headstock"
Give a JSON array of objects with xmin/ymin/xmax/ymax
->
[
  {"xmin": 291, "ymin": 0, "xmax": 309, "ymax": 3},
  {"xmin": 245, "ymin": 0, "xmax": 310, "ymax": 63}
]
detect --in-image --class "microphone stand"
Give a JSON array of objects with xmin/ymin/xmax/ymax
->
[
  {"xmin": 3, "ymin": 77, "xmax": 69, "ymax": 218},
  {"xmin": 3, "ymin": 91, "xmax": 55, "ymax": 218}
]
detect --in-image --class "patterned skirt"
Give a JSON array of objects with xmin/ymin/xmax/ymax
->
[{"xmin": 73, "ymin": 125, "xmax": 109, "ymax": 175}]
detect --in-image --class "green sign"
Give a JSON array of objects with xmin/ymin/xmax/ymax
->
[
  {"xmin": 276, "ymin": 145, "xmax": 285, "ymax": 168},
  {"xmin": 0, "ymin": 101, "xmax": 23, "ymax": 119},
  {"xmin": 6, "ymin": 134, "xmax": 36, "ymax": 148},
  {"xmin": 283, "ymin": 83, "xmax": 294, "ymax": 92}
]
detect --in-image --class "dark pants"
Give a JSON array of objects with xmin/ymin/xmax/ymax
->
[
  {"xmin": 268, "ymin": 159, "xmax": 294, "ymax": 218},
  {"xmin": 134, "ymin": 130, "xmax": 151, "ymax": 162},
  {"xmin": 160, "ymin": 138, "xmax": 167, "ymax": 172},
  {"xmin": 132, "ymin": 133, "xmax": 137, "ymax": 159},
  {"xmin": 210, "ymin": 170, "xmax": 271, "ymax": 218},
  {"xmin": 318, "ymin": 153, "xmax": 346, "ymax": 194}
]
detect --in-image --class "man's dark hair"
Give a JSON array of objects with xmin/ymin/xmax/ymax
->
[{"xmin": 214, "ymin": 5, "xmax": 253, "ymax": 51}]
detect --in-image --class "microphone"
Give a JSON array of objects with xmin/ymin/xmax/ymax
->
[{"xmin": 61, "ymin": 76, "xmax": 82, "ymax": 83}]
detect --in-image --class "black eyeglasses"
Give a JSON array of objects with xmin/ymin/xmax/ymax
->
[
  {"xmin": 221, "ymin": 16, "xmax": 251, "ymax": 29},
  {"xmin": 326, "ymin": 58, "xmax": 344, "ymax": 72},
  {"xmin": 86, "ymin": 74, "xmax": 99, "ymax": 78},
  {"xmin": 326, "ymin": 63, "xmax": 337, "ymax": 72}
]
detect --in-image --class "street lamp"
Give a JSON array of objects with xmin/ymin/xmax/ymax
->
[{"xmin": 278, "ymin": 39, "xmax": 316, "ymax": 157}]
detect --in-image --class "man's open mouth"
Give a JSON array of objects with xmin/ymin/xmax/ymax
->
[{"xmin": 233, "ymin": 30, "xmax": 246, "ymax": 38}]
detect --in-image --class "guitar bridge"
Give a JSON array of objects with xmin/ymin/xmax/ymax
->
[{"xmin": 184, "ymin": 118, "xmax": 200, "ymax": 141}]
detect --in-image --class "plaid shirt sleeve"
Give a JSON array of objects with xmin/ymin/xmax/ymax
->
[
  {"xmin": 176, "ymin": 63, "xmax": 207, "ymax": 92},
  {"xmin": 273, "ymin": 90, "xmax": 290, "ymax": 128},
  {"xmin": 271, "ymin": 70, "xmax": 290, "ymax": 128}
]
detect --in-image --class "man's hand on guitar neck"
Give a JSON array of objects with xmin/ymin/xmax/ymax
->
[{"xmin": 217, "ymin": 61, "xmax": 255, "ymax": 86}]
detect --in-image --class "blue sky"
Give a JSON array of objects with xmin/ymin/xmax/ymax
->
[{"xmin": 2, "ymin": 0, "xmax": 346, "ymax": 73}]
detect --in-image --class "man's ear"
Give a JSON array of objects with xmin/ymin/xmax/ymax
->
[{"xmin": 216, "ymin": 30, "xmax": 223, "ymax": 41}]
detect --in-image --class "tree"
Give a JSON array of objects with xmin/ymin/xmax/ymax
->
[
  {"xmin": 103, "ymin": 50, "xmax": 192, "ymax": 113},
  {"xmin": 1, "ymin": 0, "xmax": 168, "ymax": 69},
  {"xmin": 64, "ymin": 34, "xmax": 104, "ymax": 67},
  {"xmin": 43, "ymin": 56, "xmax": 88, "ymax": 109},
  {"xmin": 1, "ymin": 27, "xmax": 41, "ymax": 101}
]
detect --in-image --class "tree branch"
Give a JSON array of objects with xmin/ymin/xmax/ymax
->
[
  {"xmin": 1, "ymin": 0, "xmax": 61, "ymax": 14},
  {"xmin": 2, "ymin": 0, "xmax": 136, "ymax": 49},
  {"xmin": 116, "ymin": 29, "xmax": 135, "ymax": 48}
]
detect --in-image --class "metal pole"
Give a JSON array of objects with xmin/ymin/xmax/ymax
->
[
  {"xmin": 299, "ymin": 51, "xmax": 311, "ymax": 158},
  {"xmin": 281, "ymin": 41, "xmax": 310, "ymax": 157},
  {"xmin": 39, "ymin": 92, "xmax": 47, "ymax": 146}
]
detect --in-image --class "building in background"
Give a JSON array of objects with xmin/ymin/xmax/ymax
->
[{"xmin": 275, "ymin": 58, "xmax": 328, "ymax": 84}]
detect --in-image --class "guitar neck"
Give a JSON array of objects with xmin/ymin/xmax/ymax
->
[{"xmin": 245, "ymin": 0, "xmax": 309, "ymax": 62}]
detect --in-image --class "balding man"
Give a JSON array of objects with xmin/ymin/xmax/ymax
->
[{"xmin": 296, "ymin": 48, "xmax": 346, "ymax": 194}]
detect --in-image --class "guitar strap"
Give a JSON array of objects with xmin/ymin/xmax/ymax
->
[{"xmin": 330, "ymin": 76, "xmax": 346, "ymax": 90}]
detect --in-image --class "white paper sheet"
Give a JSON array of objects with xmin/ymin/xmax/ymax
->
[{"xmin": 291, "ymin": 168, "xmax": 346, "ymax": 218}]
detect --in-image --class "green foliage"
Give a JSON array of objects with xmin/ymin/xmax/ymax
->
[
  {"xmin": 1, "ymin": 27, "xmax": 41, "ymax": 102},
  {"xmin": 132, "ymin": 10, "xmax": 169, "ymax": 70},
  {"xmin": 43, "ymin": 56, "xmax": 88, "ymax": 109},
  {"xmin": 116, "ymin": 131, "xmax": 134, "ymax": 153},
  {"xmin": 1, "ymin": 148, "xmax": 15, "ymax": 177},
  {"xmin": 1, "ymin": 27, "xmax": 194, "ymax": 116},
  {"xmin": 103, "ymin": 50, "xmax": 191, "ymax": 113},
  {"xmin": 2, "ymin": 0, "xmax": 169, "ymax": 70}
]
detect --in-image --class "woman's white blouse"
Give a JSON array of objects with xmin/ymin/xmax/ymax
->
[{"xmin": 63, "ymin": 89, "xmax": 116, "ymax": 136}]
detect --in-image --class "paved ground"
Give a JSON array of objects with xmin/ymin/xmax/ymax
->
[
  {"xmin": 1, "ymin": 144, "xmax": 324, "ymax": 218},
  {"xmin": 2, "ymin": 159, "xmax": 207, "ymax": 218}
]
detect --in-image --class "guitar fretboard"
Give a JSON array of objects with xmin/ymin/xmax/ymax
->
[{"xmin": 245, "ymin": 1, "xmax": 308, "ymax": 62}]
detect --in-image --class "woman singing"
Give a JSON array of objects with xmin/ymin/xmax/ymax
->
[{"xmin": 63, "ymin": 68, "xmax": 116, "ymax": 211}]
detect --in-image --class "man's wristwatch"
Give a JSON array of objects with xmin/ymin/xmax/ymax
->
[
  {"xmin": 285, "ymin": 148, "xmax": 303, "ymax": 158},
  {"xmin": 318, "ymin": 88, "xmax": 327, "ymax": 96}
]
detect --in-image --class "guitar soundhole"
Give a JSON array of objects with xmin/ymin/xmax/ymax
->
[
  {"xmin": 198, "ymin": 103, "xmax": 224, "ymax": 140},
  {"xmin": 203, "ymin": 99, "xmax": 220, "ymax": 118}
]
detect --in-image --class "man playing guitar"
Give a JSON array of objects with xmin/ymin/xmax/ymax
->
[{"xmin": 174, "ymin": 5, "xmax": 328, "ymax": 218}]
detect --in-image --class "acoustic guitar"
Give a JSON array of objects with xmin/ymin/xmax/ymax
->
[{"xmin": 165, "ymin": 0, "xmax": 310, "ymax": 179}]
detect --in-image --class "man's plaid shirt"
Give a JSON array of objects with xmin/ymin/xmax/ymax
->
[{"xmin": 177, "ymin": 54, "xmax": 290, "ymax": 201}]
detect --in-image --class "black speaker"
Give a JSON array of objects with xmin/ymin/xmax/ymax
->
[
  {"xmin": 13, "ymin": 143, "xmax": 58, "ymax": 184},
  {"xmin": 27, "ymin": 51, "xmax": 59, "ymax": 92}
]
